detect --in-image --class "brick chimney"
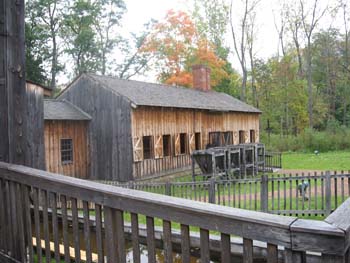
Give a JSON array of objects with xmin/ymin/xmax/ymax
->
[{"xmin": 192, "ymin": 65, "xmax": 211, "ymax": 91}]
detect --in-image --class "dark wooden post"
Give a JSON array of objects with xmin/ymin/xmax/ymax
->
[
  {"xmin": 208, "ymin": 178, "xmax": 216, "ymax": 204},
  {"xmin": 0, "ymin": 0, "xmax": 27, "ymax": 165},
  {"xmin": 165, "ymin": 182, "xmax": 171, "ymax": 196},
  {"xmin": 325, "ymin": 171, "xmax": 332, "ymax": 216},
  {"xmin": 260, "ymin": 174, "xmax": 269, "ymax": 212}
]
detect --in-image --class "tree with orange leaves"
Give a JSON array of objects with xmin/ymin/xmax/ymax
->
[{"xmin": 141, "ymin": 9, "xmax": 228, "ymax": 88}]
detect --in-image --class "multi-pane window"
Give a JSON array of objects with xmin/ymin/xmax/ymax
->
[
  {"xmin": 61, "ymin": 139, "xmax": 73, "ymax": 164},
  {"xmin": 143, "ymin": 136, "xmax": 154, "ymax": 159},
  {"xmin": 163, "ymin": 135, "xmax": 171, "ymax": 157}
]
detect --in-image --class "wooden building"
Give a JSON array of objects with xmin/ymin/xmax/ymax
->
[
  {"xmin": 57, "ymin": 65, "xmax": 261, "ymax": 181},
  {"xmin": 44, "ymin": 100, "xmax": 91, "ymax": 179}
]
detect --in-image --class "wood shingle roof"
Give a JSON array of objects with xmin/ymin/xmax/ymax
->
[{"xmin": 86, "ymin": 74, "xmax": 261, "ymax": 113}]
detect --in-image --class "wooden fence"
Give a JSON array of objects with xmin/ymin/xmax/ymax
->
[
  {"xmin": 1, "ymin": 162, "xmax": 350, "ymax": 263},
  {"xmin": 101, "ymin": 171, "xmax": 350, "ymax": 216}
]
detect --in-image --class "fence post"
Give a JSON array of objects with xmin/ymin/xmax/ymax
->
[
  {"xmin": 325, "ymin": 171, "xmax": 332, "ymax": 216},
  {"xmin": 209, "ymin": 178, "xmax": 216, "ymax": 204},
  {"xmin": 260, "ymin": 174, "xmax": 268, "ymax": 212},
  {"xmin": 165, "ymin": 182, "xmax": 171, "ymax": 196}
]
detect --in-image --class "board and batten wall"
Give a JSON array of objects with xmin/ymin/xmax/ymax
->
[
  {"xmin": 44, "ymin": 120, "xmax": 89, "ymax": 179},
  {"xmin": 58, "ymin": 75, "xmax": 133, "ymax": 181},
  {"xmin": 131, "ymin": 106, "xmax": 260, "ymax": 178},
  {"xmin": 25, "ymin": 82, "xmax": 45, "ymax": 169}
]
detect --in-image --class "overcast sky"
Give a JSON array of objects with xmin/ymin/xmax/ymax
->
[{"xmin": 58, "ymin": 0, "xmax": 342, "ymax": 84}]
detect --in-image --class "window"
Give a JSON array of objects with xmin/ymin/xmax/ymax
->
[
  {"xmin": 61, "ymin": 139, "xmax": 73, "ymax": 164},
  {"xmin": 221, "ymin": 132, "xmax": 233, "ymax": 146},
  {"xmin": 180, "ymin": 133, "xmax": 187, "ymax": 154},
  {"xmin": 143, "ymin": 136, "xmax": 154, "ymax": 159},
  {"xmin": 195, "ymin": 133, "xmax": 201, "ymax": 150},
  {"xmin": 250, "ymin": 130, "xmax": 256, "ymax": 143},
  {"xmin": 163, "ymin": 135, "xmax": 171, "ymax": 157},
  {"xmin": 239, "ymin": 130, "xmax": 245, "ymax": 144},
  {"xmin": 209, "ymin": 132, "xmax": 221, "ymax": 147}
]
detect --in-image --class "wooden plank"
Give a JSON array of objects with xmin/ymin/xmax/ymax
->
[
  {"xmin": 0, "ymin": 180, "xmax": 5, "ymax": 252},
  {"xmin": 221, "ymin": 233, "xmax": 231, "ymax": 263},
  {"xmin": 104, "ymin": 207, "xmax": 117, "ymax": 263},
  {"xmin": 94, "ymin": 204, "xmax": 104, "ymax": 263},
  {"xmin": 23, "ymin": 185, "xmax": 33, "ymax": 262},
  {"xmin": 9, "ymin": 181, "xmax": 19, "ymax": 259},
  {"xmin": 115, "ymin": 209, "xmax": 126, "ymax": 263},
  {"xmin": 181, "ymin": 224, "xmax": 190, "ymax": 263},
  {"xmin": 200, "ymin": 228, "xmax": 210, "ymax": 263},
  {"xmin": 50, "ymin": 193, "xmax": 60, "ymax": 263},
  {"xmin": 71, "ymin": 198, "xmax": 81, "ymax": 263},
  {"xmin": 14, "ymin": 183, "xmax": 25, "ymax": 261},
  {"xmin": 33, "ymin": 188, "xmax": 42, "ymax": 262},
  {"xmin": 146, "ymin": 216, "xmax": 156, "ymax": 262},
  {"xmin": 42, "ymin": 190, "xmax": 51, "ymax": 262},
  {"xmin": 243, "ymin": 238, "xmax": 253, "ymax": 263},
  {"xmin": 267, "ymin": 243, "xmax": 278, "ymax": 263},
  {"xmin": 131, "ymin": 213, "xmax": 140, "ymax": 263},
  {"xmin": 83, "ymin": 201, "xmax": 92, "ymax": 263},
  {"xmin": 61, "ymin": 195, "xmax": 71, "ymax": 263},
  {"xmin": 163, "ymin": 220, "xmax": 173, "ymax": 263}
]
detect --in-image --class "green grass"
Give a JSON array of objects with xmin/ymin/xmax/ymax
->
[{"xmin": 282, "ymin": 151, "xmax": 350, "ymax": 170}]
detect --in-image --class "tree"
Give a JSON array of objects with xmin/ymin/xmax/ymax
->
[
  {"xmin": 63, "ymin": 0, "xmax": 100, "ymax": 75},
  {"xmin": 229, "ymin": 0, "xmax": 260, "ymax": 102},
  {"xmin": 27, "ymin": 0, "xmax": 64, "ymax": 89},
  {"xmin": 142, "ymin": 10, "xmax": 228, "ymax": 88},
  {"xmin": 25, "ymin": 10, "xmax": 49, "ymax": 84},
  {"xmin": 300, "ymin": 0, "xmax": 328, "ymax": 128},
  {"xmin": 94, "ymin": 0, "xmax": 126, "ymax": 75},
  {"xmin": 116, "ymin": 22, "xmax": 155, "ymax": 79}
]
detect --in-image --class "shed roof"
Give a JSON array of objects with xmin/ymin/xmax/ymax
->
[
  {"xmin": 86, "ymin": 74, "xmax": 261, "ymax": 113},
  {"xmin": 44, "ymin": 100, "xmax": 92, "ymax": 121}
]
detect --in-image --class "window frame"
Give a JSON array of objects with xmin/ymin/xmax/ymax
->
[
  {"xmin": 162, "ymin": 134, "xmax": 172, "ymax": 157},
  {"xmin": 179, "ymin": 133, "xmax": 188, "ymax": 155},
  {"xmin": 142, "ymin": 136, "xmax": 154, "ymax": 160},
  {"xmin": 60, "ymin": 138, "xmax": 74, "ymax": 165}
]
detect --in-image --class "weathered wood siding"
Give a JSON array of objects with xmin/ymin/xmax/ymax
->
[
  {"xmin": 26, "ymin": 82, "xmax": 45, "ymax": 169},
  {"xmin": 0, "ymin": 0, "xmax": 27, "ymax": 165},
  {"xmin": 44, "ymin": 120, "xmax": 89, "ymax": 179},
  {"xmin": 132, "ymin": 106, "xmax": 260, "ymax": 178},
  {"xmin": 59, "ymin": 75, "xmax": 133, "ymax": 181}
]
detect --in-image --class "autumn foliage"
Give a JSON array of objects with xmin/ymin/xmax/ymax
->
[{"xmin": 141, "ymin": 9, "xmax": 228, "ymax": 88}]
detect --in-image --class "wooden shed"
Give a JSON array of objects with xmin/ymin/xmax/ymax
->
[
  {"xmin": 44, "ymin": 100, "xmax": 91, "ymax": 179},
  {"xmin": 58, "ymin": 65, "xmax": 261, "ymax": 181}
]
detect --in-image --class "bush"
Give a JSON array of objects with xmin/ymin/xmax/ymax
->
[{"xmin": 261, "ymin": 128, "xmax": 350, "ymax": 152}]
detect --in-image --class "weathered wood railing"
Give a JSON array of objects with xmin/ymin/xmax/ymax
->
[
  {"xmin": 1, "ymin": 162, "xmax": 350, "ymax": 263},
  {"xmin": 101, "ymin": 171, "xmax": 350, "ymax": 216}
]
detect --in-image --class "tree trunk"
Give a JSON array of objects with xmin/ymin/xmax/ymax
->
[
  {"xmin": 50, "ymin": 32, "xmax": 57, "ymax": 90},
  {"xmin": 241, "ymin": 69, "xmax": 247, "ymax": 102},
  {"xmin": 306, "ymin": 39, "xmax": 313, "ymax": 129}
]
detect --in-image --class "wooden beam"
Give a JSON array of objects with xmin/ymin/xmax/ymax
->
[{"xmin": 0, "ymin": 0, "xmax": 27, "ymax": 165}]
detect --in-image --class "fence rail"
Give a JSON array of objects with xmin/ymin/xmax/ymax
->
[
  {"xmin": 1, "ymin": 162, "xmax": 350, "ymax": 263},
  {"xmin": 100, "ymin": 171, "xmax": 350, "ymax": 216}
]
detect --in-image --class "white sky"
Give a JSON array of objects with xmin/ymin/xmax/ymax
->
[{"xmin": 58, "ymin": 0, "xmax": 343, "ymax": 85}]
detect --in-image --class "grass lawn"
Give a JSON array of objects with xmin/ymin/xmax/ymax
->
[{"xmin": 282, "ymin": 151, "xmax": 350, "ymax": 171}]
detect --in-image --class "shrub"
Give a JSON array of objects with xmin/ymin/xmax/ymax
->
[{"xmin": 261, "ymin": 128, "xmax": 350, "ymax": 152}]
